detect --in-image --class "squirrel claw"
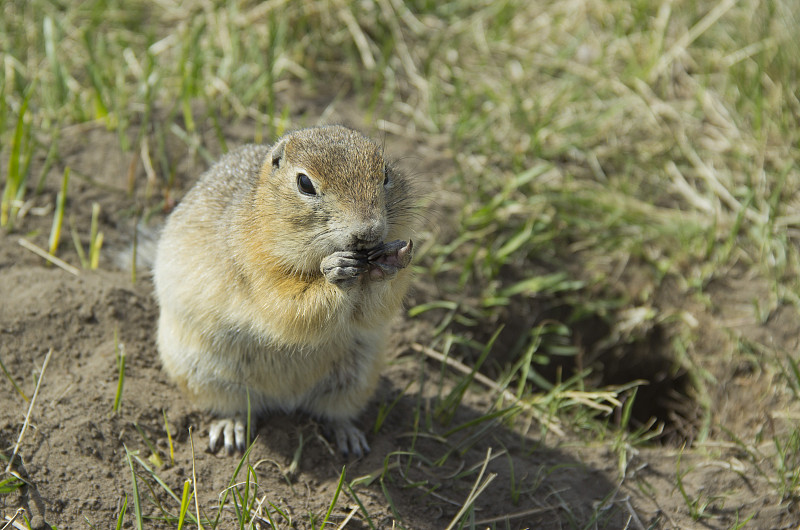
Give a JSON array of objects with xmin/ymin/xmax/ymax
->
[
  {"xmin": 328, "ymin": 419, "xmax": 370, "ymax": 458},
  {"xmin": 368, "ymin": 240, "xmax": 413, "ymax": 280},
  {"xmin": 366, "ymin": 239, "xmax": 408, "ymax": 261},
  {"xmin": 209, "ymin": 416, "xmax": 248, "ymax": 455}
]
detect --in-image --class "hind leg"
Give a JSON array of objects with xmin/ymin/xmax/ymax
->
[
  {"xmin": 158, "ymin": 311, "xmax": 259, "ymax": 454},
  {"xmin": 303, "ymin": 337, "xmax": 385, "ymax": 457}
]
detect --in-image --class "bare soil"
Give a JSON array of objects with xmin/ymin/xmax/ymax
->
[{"xmin": 1, "ymin": 118, "xmax": 799, "ymax": 529}]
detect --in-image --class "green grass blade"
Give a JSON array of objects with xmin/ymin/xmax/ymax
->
[
  {"xmin": 213, "ymin": 438, "xmax": 256, "ymax": 527},
  {"xmin": 0, "ymin": 474, "xmax": 25, "ymax": 494},
  {"xmin": 89, "ymin": 202, "xmax": 103, "ymax": 269},
  {"xmin": 345, "ymin": 482, "xmax": 376, "ymax": 530},
  {"xmin": 246, "ymin": 388, "xmax": 251, "ymax": 459},
  {"xmin": 70, "ymin": 217, "xmax": 89, "ymax": 269},
  {"xmin": 619, "ymin": 387, "xmax": 638, "ymax": 430},
  {"xmin": 124, "ymin": 445, "xmax": 144, "ymax": 530},
  {"xmin": 35, "ymin": 134, "xmax": 60, "ymax": 194},
  {"xmin": 112, "ymin": 328, "xmax": 125, "ymax": 412},
  {"xmin": 373, "ymin": 379, "xmax": 413, "ymax": 434},
  {"xmin": 131, "ymin": 453, "xmax": 200, "ymax": 525},
  {"xmin": 321, "ymin": 466, "xmax": 346, "ymax": 528},
  {"xmin": 43, "ymin": 16, "xmax": 67, "ymax": 106},
  {"xmin": 163, "ymin": 409, "xmax": 175, "ymax": 466},
  {"xmin": 48, "ymin": 167, "xmax": 70, "ymax": 256},
  {"xmin": 177, "ymin": 479, "xmax": 192, "ymax": 530},
  {"xmin": 115, "ymin": 494, "xmax": 128, "ymax": 530},
  {"xmin": 443, "ymin": 406, "xmax": 520, "ymax": 438},
  {"xmin": 132, "ymin": 422, "xmax": 163, "ymax": 468},
  {"xmin": 2, "ymin": 83, "xmax": 34, "ymax": 228},
  {"xmin": 437, "ymin": 326, "xmax": 504, "ymax": 424}
]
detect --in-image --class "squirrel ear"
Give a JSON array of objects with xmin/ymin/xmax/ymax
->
[{"xmin": 270, "ymin": 137, "xmax": 289, "ymax": 169}]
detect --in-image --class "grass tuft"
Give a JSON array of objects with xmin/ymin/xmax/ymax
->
[{"xmin": 1, "ymin": 83, "xmax": 34, "ymax": 230}]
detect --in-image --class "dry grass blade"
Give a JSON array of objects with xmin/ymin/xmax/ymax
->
[
  {"xmin": 444, "ymin": 447, "xmax": 497, "ymax": 530},
  {"xmin": 336, "ymin": 2, "xmax": 375, "ymax": 70},
  {"xmin": 334, "ymin": 505, "xmax": 358, "ymax": 530},
  {"xmin": 474, "ymin": 505, "xmax": 556, "ymax": 526},
  {"xmin": 1, "ymin": 508, "xmax": 28, "ymax": 530},
  {"xmin": 1, "ymin": 1, "xmax": 799, "ymax": 528},
  {"xmin": 48, "ymin": 167, "xmax": 69, "ymax": 256},
  {"xmin": 189, "ymin": 427, "xmax": 203, "ymax": 530},
  {"xmin": 650, "ymin": 0, "xmax": 737, "ymax": 81},
  {"xmin": 89, "ymin": 202, "xmax": 103, "ymax": 269},
  {"xmin": 5, "ymin": 348, "xmax": 52, "ymax": 474},
  {"xmin": 622, "ymin": 497, "xmax": 646, "ymax": 530},
  {"xmin": 412, "ymin": 342, "xmax": 566, "ymax": 436},
  {"xmin": 18, "ymin": 238, "xmax": 80, "ymax": 276}
]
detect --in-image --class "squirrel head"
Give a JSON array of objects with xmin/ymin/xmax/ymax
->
[{"xmin": 252, "ymin": 125, "xmax": 416, "ymax": 275}]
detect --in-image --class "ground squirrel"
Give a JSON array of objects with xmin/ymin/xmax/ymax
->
[{"xmin": 153, "ymin": 125, "xmax": 418, "ymax": 457}]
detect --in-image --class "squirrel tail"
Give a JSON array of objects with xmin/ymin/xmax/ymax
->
[{"xmin": 114, "ymin": 219, "xmax": 163, "ymax": 276}]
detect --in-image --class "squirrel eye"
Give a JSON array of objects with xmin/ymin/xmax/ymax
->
[
  {"xmin": 297, "ymin": 173, "xmax": 316, "ymax": 195},
  {"xmin": 383, "ymin": 167, "xmax": 390, "ymax": 186}
]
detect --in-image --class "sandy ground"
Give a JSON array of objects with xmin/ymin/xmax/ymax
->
[{"xmin": 1, "ymin": 119, "xmax": 799, "ymax": 529}]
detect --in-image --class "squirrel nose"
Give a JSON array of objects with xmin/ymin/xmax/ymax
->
[{"xmin": 351, "ymin": 219, "xmax": 385, "ymax": 249}]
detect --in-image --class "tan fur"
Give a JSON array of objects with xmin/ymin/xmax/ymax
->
[{"xmin": 153, "ymin": 126, "xmax": 418, "ymax": 453}]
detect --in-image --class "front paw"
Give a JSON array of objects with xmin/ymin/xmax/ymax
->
[
  {"xmin": 366, "ymin": 239, "xmax": 413, "ymax": 280},
  {"xmin": 321, "ymin": 251, "xmax": 368, "ymax": 287}
]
